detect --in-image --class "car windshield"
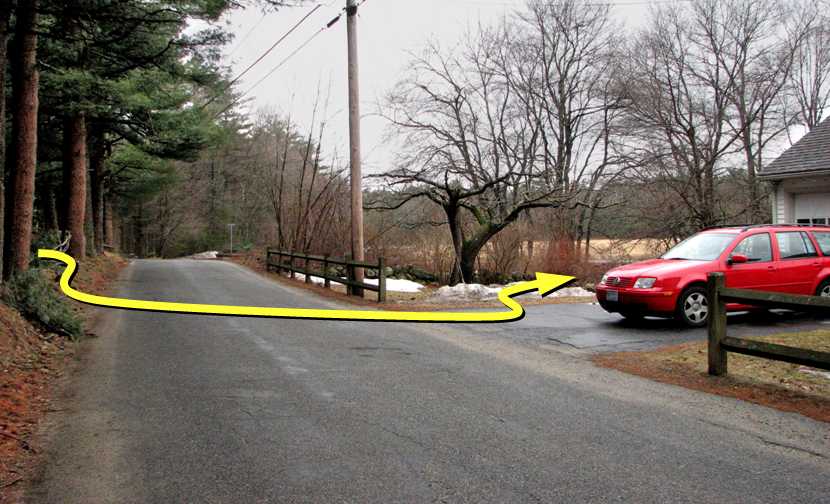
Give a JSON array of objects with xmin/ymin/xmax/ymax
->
[{"xmin": 662, "ymin": 233, "xmax": 737, "ymax": 261}]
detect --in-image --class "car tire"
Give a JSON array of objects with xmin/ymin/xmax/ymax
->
[
  {"xmin": 817, "ymin": 279, "xmax": 830, "ymax": 298},
  {"xmin": 676, "ymin": 286, "xmax": 709, "ymax": 328}
]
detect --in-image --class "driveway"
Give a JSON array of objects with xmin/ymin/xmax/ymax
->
[{"xmin": 460, "ymin": 302, "xmax": 830, "ymax": 354}]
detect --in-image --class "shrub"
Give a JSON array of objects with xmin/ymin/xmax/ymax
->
[{"xmin": 3, "ymin": 268, "xmax": 84, "ymax": 340}]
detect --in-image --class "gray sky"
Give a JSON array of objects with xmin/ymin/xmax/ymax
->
[{"xmin": 218, "ymin": 0, "xmax": 651, "ymax": 173}]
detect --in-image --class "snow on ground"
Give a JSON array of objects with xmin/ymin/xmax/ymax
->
[
  {"xmin": 293, "ymin": 274, "xmax": 424, "ymax": 293},
  {"xmin": 191, "ymin": 251, "xmax": 219, "ymax": 259},
  {"xmin": 434, "ymin": 283, "xmax": 502, "ymax": 300},
  {"xmin": 286, "ymin": 272, "xmax": 592, "ymax": 299},
  {"xmin": 364, "ymin": 278, "xmax": 424, "ymax": 293},
  {"xmin": 432, "ymin": 283, "xmax": 594, "ymax": 302}
]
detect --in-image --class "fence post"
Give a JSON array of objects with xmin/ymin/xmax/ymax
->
[
  {"xmin": 305, "ymin": 255, "xmax": 311, "ymax": 284},
  {"xmin": 323, "ymin": 255, "xmax": 331, "ymax": 289},
  {"xmin": 708, "ymin": 273, "xmax": 728, "ymax": 376},
  {"xmin": 378, "ymin": 257, "xmax": 386, "ymax": 303},
  {"xmin": 275, "ymin": 251, "xmax": 282, "ymax": 274},
  {"xmin": 345, "ymin": 254, "xmax": 354, "ymax": 296},
  {"xmin": 289, "ymin": 251, "xmax": 295, "ymax": 279},
  {"xmin": 266, "ymin": 249, "xmax": 271, "ymax": 272}
]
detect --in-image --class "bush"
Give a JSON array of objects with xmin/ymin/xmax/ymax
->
[{"xmin": 3, "ymin": 268, "xmax": 84, "ymax": 340}]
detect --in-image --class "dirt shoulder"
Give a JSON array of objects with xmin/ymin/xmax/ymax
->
[
  {"xmin": 226, "ymin": 251, "xmax": 596, "ymax": 311},
  {"xmin": 0, "ymin": 253, "xmax": 127, "ymax": 502},
  {"xmin": 594, "ymin": 330, "xmax": 830, "ymax": 423}
]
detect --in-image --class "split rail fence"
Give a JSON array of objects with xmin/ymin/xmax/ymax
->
[
  {"xmin": 266, "ymin": 249, "xmax": 386, "ymax": 303},
  {"xmin": 707, "ymin": 273, "xmax": 830, "ymax": 376}
]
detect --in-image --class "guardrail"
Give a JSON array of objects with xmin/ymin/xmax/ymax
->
[
  {"xmin": 266, "ymin": 249, "xmax": 386, "ymax": 303},
  {"xmin": 707, "ymin": 272, "xmax": 830, "ymax": 376}
]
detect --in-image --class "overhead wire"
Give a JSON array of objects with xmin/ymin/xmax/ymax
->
[
  {"xmin": 214, "ymin": 1, "xmax": 371, "ymax": 119},
  {"xmin": 201, "ymin": 3, "xmax": 324, "ymax": 110}
]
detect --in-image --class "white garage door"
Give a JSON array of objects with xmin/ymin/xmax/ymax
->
[{"xmin": 795, "ymin": 193, "xmax": 830, "ymax": 225}]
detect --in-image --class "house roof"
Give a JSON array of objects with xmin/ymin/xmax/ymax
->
[{"xmin": 760, "ymin": 117, "xmax": 830, "ymax": 179}]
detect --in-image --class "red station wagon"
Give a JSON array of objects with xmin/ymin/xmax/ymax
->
[{"xmin": 596, "ymin": 225, "xmax": 830, "ymax": 327}]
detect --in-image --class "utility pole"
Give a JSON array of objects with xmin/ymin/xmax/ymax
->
[{"xmin": 347, "ymin": 0, "xmax": 365, "ymax": 296}]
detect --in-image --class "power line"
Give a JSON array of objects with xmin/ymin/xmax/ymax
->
[
  {"xmin": 214, "ymin": 10, "xmax": 346, "ymax": 118},
  {"xmin": 227, "ymin": 4, "xmax": 322, "ymax": 89},
  {"xmin": 202, "ymin": 4, "xmax": 323, "ymax": 110},
  {"xmin": 227, "ymin": 16, "xmax": 267, "ymax": 57}
]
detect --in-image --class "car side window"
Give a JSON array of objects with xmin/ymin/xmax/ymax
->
[
  {"xmin": 731, "ymin": 233, "xmax": 772, "ymax": 262},
  {"xmin": 814, "ymin": 232, "xmax": 830, "ymax": 256},
  {"xmin": 776, "ymin": 231, "xmax": 819, "ymax": 260}
]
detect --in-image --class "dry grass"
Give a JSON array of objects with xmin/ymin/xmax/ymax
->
[{"xmin": 595, "ymin": 330, "xmax": 830, "ymax": 422}]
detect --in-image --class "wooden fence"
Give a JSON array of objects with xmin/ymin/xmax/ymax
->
[
  {"xmin": 707, "ymin": 272, "xmax": 830, "ymax": 376},
  {"xmin": 266, "ymin": 249, "xmax": 386, "ymax": 303}
]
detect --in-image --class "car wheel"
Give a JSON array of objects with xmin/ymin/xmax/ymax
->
[
  {"xmin": 817, "ymin": 279, "xmax": 830, "ymax": 298},
  {"xmin": 676, "ymin": 286, "xmax": 709, "ymax": 328}
]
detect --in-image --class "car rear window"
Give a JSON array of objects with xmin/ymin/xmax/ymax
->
[
  {"xmin": 776, "ymin": 232, "xmax": 818, "ymax": 260},
  {"xmin": 813, "ymin": 232, "xmax": 830, "ymax": 255}
]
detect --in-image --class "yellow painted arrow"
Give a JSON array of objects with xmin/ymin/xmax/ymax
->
[{"xmin": 38, "ymin": 249, "xmax": 575, "ymax": 323}]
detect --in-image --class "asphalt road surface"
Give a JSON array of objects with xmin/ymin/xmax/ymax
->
[
  {"xmin": 28, "ymin": 259, "xmax": 830, "ymax": 503},
  {"xmin": 466, "ymin": 302, "xmax": 830, "ymax": 354}
]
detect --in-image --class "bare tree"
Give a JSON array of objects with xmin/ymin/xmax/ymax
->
[
  {"xmin": 376, "ymin": 27, "xmax": 562, "ymax": 284},
  {"xmin": 375, "ymin": 0, "xmax": 623, "ymax": 284},
  {"xmin": 714, "ymin": 0, "xmax": 805, "ymax": 222},
  {"xmin": 789, "ymin": 0, "xmax": 830, "ymax": 129},
  {"xmin": 621, "ymin": 2, "xmax": 754, "ymax": 231}
]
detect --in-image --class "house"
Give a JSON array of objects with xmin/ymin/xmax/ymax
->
[{"xmin": 760, "ymin": 117, "xmax": 830, "ymax": 225}]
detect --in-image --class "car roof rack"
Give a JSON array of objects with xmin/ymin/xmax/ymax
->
[{"xmin": 702, "ymin": 223, "xmax": 830, "ymax": 232}]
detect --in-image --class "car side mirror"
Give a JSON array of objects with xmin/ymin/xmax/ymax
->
[{"xmin": 728, "ymin": 254, "xmax": 749, "ymax": 265}]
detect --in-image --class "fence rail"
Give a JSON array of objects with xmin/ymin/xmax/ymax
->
[
  {"xmin": 707, "ymin": 273, "xmax": 830, "ymax": 376},
  {"xmin": 266, "ymin": 249, "xmax": 386, "ymax": 303}
]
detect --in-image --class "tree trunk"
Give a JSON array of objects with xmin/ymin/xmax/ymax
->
[
  {"xmin": 0, "ymin": 6, "xmax": 11, "ymax": 281},
  {"xmin": 4, "ymin": 0, "xmax": 39, "ymax": 279},
  {"xmin": 39, "ymin": 176, "xmax": 59, "ymax": 231},
  {"xmin": 104, "ymin": 197, "xmax": 115, "ymax": 251},
  {"xmin": 63, "ymin": 112, "xmax": 87, "ymax": 259},
  {"xmin": 90, "ymin": 135, "xmax": 106, "ymax": 254},
  {"xmin": 443, "ymin": 202, "xmax": 465, "ymax": 285}
]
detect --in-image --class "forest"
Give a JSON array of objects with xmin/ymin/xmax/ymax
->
[{"xmin": 1, "ymin": 0, "xmax": 829, "ymax": 286}]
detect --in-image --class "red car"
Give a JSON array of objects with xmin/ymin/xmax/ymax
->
[{"xmin": 597, "ymin": 225, "xmax": 830, "ymax": 327}]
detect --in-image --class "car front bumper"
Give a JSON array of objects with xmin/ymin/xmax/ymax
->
[{"xmin": 596, "ymin": 285, "xmax": 677, "ymax": 316}]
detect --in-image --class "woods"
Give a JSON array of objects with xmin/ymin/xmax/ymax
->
[{"xmin": 0, "ymin": 0, "xmax": 829, "ymax": 287}]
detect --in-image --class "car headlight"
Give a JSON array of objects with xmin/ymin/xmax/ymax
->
[
  {"xmin": 634, "ymin": 277, "xmax": 657, "ymax": 289},
  {"xmin": 601, "ymin": 274, "xmax": 608, "ymax": 285}
]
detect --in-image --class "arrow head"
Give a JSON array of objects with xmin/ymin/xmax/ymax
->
[{"xmin": 535, "ymin": 272, "xmax": 576, "ymax": 297}]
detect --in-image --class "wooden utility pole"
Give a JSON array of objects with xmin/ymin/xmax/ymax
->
[{"xmin": 347, "ymin": 0, "xmax": 365, "ymax": 296}]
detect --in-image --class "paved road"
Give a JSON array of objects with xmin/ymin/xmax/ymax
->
[
  {"xmin": 467, "ymin": 302, "xmax": 830, "ymax": 354},
  {"xmin": 28, "ymin": 260, "xmax": 830, "ymax": 503}
]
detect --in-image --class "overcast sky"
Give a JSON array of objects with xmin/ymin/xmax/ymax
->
[{"xmin": 217, "ymin": 0, "xmax": 651, "ymax": 173}]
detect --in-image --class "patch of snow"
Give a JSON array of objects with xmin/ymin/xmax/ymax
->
[
  {"xmin": 798, "ymin": 367, "xmax": 830, "ymax": 381},
  {"xmin": 365, "ymin": 278, "xmax": 424, "ymax": 293},
  {"xmin": 431, "ymin": 283, "xmax": 594, "ymax": 301},
  {"xmin": 434, "ymin": 283, "xmax": 502, "ymax": 301},
  {"xmin": 191, "ymin": 251, "xmax": 219, "ymax": 259},
  {"xmin": 547, "ymin": 286, "xmax": 595, "ymax": 298},
  {"xmin": 293, "ymin": 274, "xmax": 423, "ymax": 293},
  {"xmin": 295, "ymin": 273, "xmax": 343, "ymax": 287}
]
